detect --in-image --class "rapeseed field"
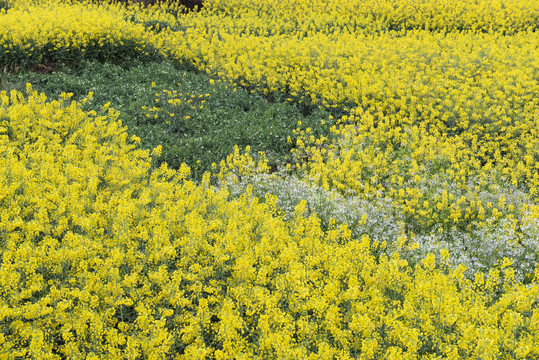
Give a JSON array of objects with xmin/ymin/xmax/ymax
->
[{"xmin": 1, "ymin": 0, "xmax": 538, "ymax": 358}]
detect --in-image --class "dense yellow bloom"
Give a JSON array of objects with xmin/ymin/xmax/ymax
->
[
  {"xmin": 0, "ymin": 86, "xmax": 537, "ymax": 358},
  {"xmin": 139, "ymin": 0, "xmax": 539, "ymax": 211},
  {"xmin": 1, "ymin": 0, "xmax": 539, "ymax": 357},
  {"xmin": 0, "ymin": 0, "xmax": 159, "ymax": 66}
]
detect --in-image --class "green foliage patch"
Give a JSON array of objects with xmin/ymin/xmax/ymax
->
[{"xmin": 2, "ymin": 60, "xmax": 335, "ymax": 178}]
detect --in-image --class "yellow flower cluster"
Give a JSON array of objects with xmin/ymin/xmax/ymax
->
[
  {"xmin": 0, "ymin": 0, "xmax": 158, "ymax": 67},
  {"xmin": 132, "ymin": 0, "xmax": 539, "ymax": 240},
  {"xmin": 203, "ymin": 0, "xmax": 539, "ymax": 34},
  {"xmin": 1, "ymin": 0, "xmax": 539, "ymax": 357},
  {"xmin": 1, "ymin": 87, "xmax": 539, "ymax": 358},
  {"xmin": 142, "ymin": 85, "xmax": 210, "ymax": 123},
  {"xmin": 123, "ymin": 0, "xmax": 539, "ymax": 36},
  {"xmin": 4, "ymin": 0, "xmax": 536, "ymax": 220}
]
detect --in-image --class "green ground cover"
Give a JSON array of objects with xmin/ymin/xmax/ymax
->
[{"xmin": 1, "ymin": 60, "xmax": 335, "ymax": 178}]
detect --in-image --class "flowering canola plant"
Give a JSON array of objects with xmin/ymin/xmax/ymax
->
[
  {"xmin": 147, "ymin": 0, "xmax": 538, "ymax": 279},
  {"xmin": 0, "ymin": 0, "xmax": 160, "ymax": 69},
  {"xmin": 1, "ymin": 85, "xmax": 539, "ymax": 359},
  {"xmin": 1, "ymin": 0, "xmax": 539, "ymax": 357}
]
